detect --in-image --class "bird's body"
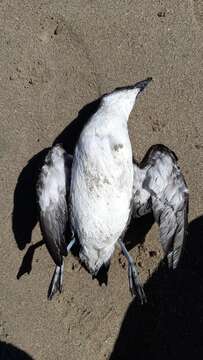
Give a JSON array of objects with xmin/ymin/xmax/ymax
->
[
  {"xmin": 70, "ymin": 102, "xmax": 134, "ymax": 274},
  {"xmin": 69, "ymin": 79, "xmax": 152, "ymax": 303}
]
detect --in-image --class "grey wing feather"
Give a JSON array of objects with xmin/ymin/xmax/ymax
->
[
  {"xmin": 133, "ymin": 144, "xmax": 189, "ymax": 269},
  {"xmin": 36, "ymin": 145, "xmax": 73, "ymax": 266},
  {"xmin": 151, "ymin": 185, "xmax": 188, "ymax": 269},
  {"xmin": 39, "ymin": 199, "xmax": 68, "ymax": 266}
]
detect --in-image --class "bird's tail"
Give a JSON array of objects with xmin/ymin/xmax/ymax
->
[{"xmin": 47, "ymin": 263, "xmax": 64, "ymax": 300}]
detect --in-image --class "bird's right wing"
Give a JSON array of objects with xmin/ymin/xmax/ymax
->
[
  {"xmin": 36, "ymin": 145, "xmax": 72, "ymax": 266},
  {"xmin": 133, "ymin": 145, "xmax": 189, "ymax": 269}
]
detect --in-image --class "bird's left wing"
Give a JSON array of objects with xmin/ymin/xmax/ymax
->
[
  {"xmin": 36, "ymin": 145, "xmax": 73, "ymax": 266},
  {"xmin": 132, "ymin": 145, "xmax": 189, "ymax": 269}
]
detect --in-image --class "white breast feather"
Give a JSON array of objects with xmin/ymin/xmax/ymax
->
[{"xmin": 70, "ymin": 116, "xmax": 133, "ymax": 273}]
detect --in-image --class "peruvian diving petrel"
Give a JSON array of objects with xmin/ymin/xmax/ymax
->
[{"xmin": 36, "ymin": 79, "xmax": 189, "ymax": 303}]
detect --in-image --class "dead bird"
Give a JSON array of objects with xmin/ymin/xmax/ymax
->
[
  {"xmin": 37, "ymin": 79, "xmax": 188, "ymax": 303},
  {"xmin": 69, "ymin": 78, "xmax": 152, "ymax": 304}
]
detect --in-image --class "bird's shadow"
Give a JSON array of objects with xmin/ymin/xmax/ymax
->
[
  {"xmin": 0, "ymin": 341, "xmax": 34, "ymax": 360},
  {"xmin": 124, "ymin": 213, "xmax": 155, "ymax": 250},
  {"xmin": 110, "ymin": 215, "xmax": 203, "ymax": 360},
  {"xmin": 12, "ymin": 148, "xmax": 50, "ymax": 251},
  {"xmin": 16, "ymin": 240, "xmax": 44, "ymax": 279}
]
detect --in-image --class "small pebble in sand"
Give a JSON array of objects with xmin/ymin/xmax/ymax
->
[
  {"xmin": 157, "ymin": 11, "xmax": 166, "ymax": 18},
  {"xmin": 149, "ymin": 250, "xmax": 157, "ymax": 258}
]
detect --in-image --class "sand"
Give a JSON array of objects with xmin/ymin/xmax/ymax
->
[{"xmin": 0, "ymin": 1, "xmax": 202, "ymax": 359}]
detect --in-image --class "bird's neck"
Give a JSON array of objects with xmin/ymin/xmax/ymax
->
[{"xmin": 90, "ymin": 105, "xmax": 129, "ymax": 134}]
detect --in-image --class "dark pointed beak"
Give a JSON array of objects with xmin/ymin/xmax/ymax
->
[
  {"xmin": 112, "ymin": 77, "xmax": 152, "ymax": 94},
  {"xmin": 135, "ymin": 77, "xmax": 152, "ymax": 92}
]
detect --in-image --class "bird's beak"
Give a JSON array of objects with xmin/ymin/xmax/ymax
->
[
  {"xmin": 113, "ymin": 77, "xmax": 152, "ymax": 94},
  {"xmin": 134, "ymin": 77, "xmax": 152, "ymax": 93}
]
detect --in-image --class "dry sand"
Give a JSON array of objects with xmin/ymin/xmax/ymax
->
[{"xmin": 0, "ymin": 1, "xmax": 203, "ymax": 359}]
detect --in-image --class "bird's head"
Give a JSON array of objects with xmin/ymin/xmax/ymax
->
[{"xmin": 101, "ymin": 77, "xmax": 152, "ymax": 121}]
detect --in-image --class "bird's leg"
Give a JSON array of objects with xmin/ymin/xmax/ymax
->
[
  {"xmin": 48, "ymin": 238, "xmax": 76, "ymax": 300},
  {"xmin": 48, "ymin": 264, "xmax": 63, "ymax": 300},
  {"xmin": 66, "ymin": 238, "xmax": 76, "ymax": 252},
  {"xmin": 118, "ymin": 239, "xmax": 147, "ymax": 304}
]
